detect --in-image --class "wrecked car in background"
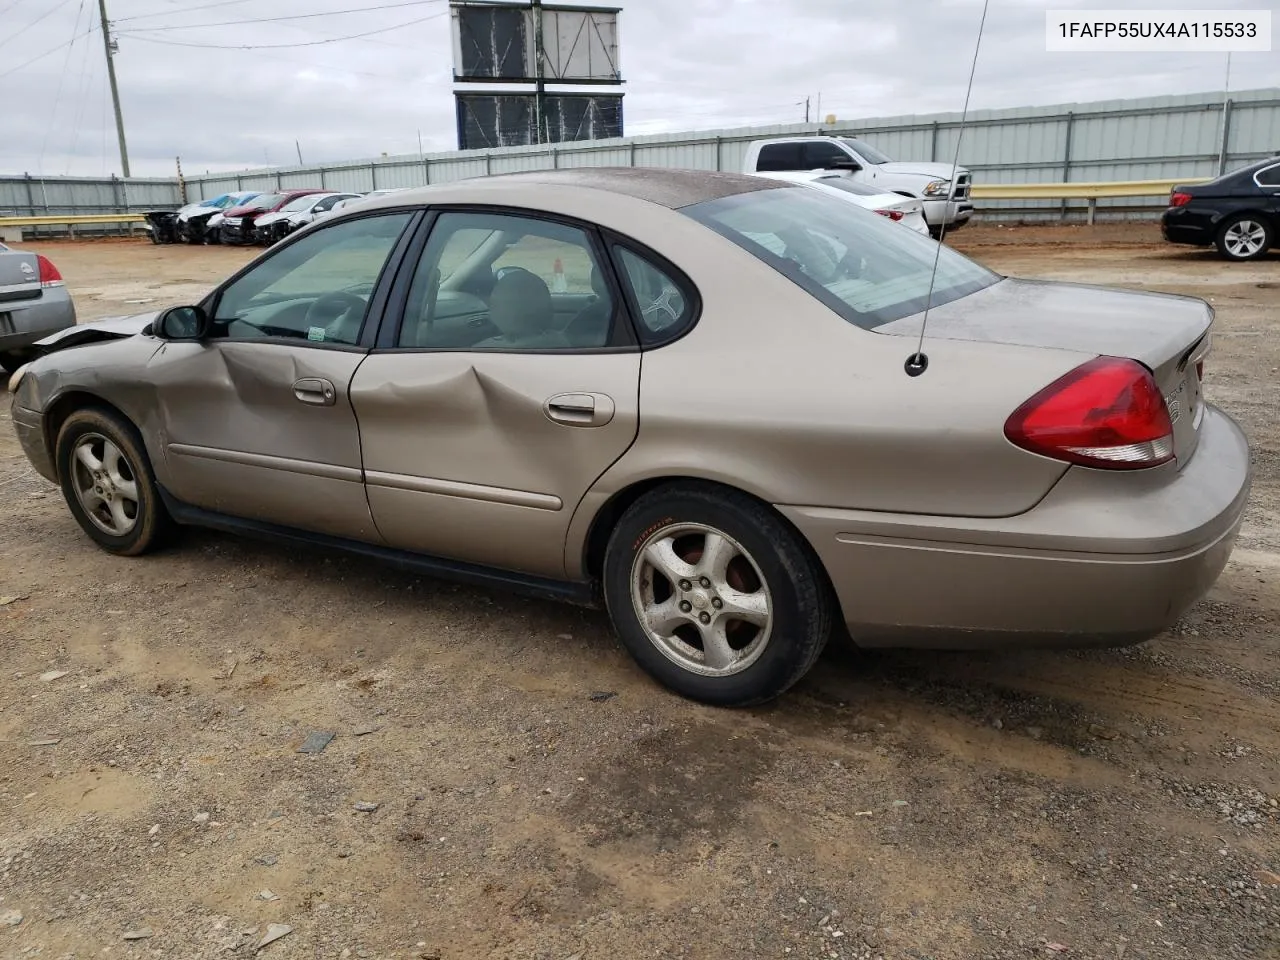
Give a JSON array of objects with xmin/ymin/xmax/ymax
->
[
  {"xmin": 218, "ymin": 189, "xmax": 324, "ymax": 245},
  {"xmin": 253, "ymin": 192, "xmax": 363, "ymax": 245}
]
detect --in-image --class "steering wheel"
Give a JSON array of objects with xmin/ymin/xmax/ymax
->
[{"xmin": 302, "ymin": 291, "xmax": 367, "ymax": 343}]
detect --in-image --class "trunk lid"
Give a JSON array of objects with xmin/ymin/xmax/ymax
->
[
  {"xmin": 0, "ymin": 249, "xmax": 42, "ymax": 304},
  {"xmin": 877, "ymin": 277, "xmax": 1214, "ymax": 465}
]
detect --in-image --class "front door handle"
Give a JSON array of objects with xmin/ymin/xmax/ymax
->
[
  {"xmin": 544, "ymin": 392, "xmax": 615, "ymax": 427},
  {"xmin": 294, "ymin": 377, "xmax": 336, "ymax": 406}
]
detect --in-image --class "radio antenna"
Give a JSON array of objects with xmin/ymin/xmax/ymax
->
[{"xmin": 905, "ymin": 0, "xmax": 991, "ymax": 377}]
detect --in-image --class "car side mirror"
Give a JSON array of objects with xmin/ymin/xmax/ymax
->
[
  {"xmin": 155, "ymin": 304, "xmax": 210, "ymax": 340},
  {"xmin": 825, "ymin": 158, "xmax": 861, "ymax": 172}
]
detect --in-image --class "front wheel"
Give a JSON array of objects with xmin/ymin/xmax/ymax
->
[
  {"xmin": 1216, "ymin": 214, "xmax": 1273, "ymax": 261},
  {"xmin": 602, "ymin": 482, "xmax": 833, "ymax": 706},
  {"xmin": 55, "ymin": 407, "xmax": 176, "ymax": 556}
]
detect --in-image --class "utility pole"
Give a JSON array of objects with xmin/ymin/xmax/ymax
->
[
  {"xmin": 532, "ymin": 0, "xmax": 547, "ymax": 144},
  {"xmin": 96, "ymin": 0, "xmax": 130, "ymax": 178},
  {"xmin": 804, "ymin": 96, "xmax": 810, "ymax": 123}
]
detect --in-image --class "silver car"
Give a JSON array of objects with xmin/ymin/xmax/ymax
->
[
  {"xmin": 7, "ymin": 169, "xmax": 1251, "ymax": 707},
  {"xmin": 0, "ymin": 242, "xmax": 76, "ymax": 373}
]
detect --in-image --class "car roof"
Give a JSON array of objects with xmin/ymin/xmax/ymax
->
[{"xmin": 359, "ymin": 167, "xmax": 791, "ymax": 212}]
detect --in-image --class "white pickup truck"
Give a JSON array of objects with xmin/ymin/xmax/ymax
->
[{"xmin": 741, "ymin": 135, "xmax": 974, "ymax": 236}]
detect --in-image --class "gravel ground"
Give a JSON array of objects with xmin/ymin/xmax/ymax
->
[{"xmin": 1, "ymin": 223, "xmax": 1277, "ymax": 960}]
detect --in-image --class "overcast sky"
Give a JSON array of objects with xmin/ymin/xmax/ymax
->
[{"xmin": 1, "ymin": 0, "xmax": 1275, "ymax": 178}]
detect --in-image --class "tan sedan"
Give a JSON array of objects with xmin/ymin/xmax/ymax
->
[{"xmin": 8, "ymin": 169, "xmax": 1251, "ymax": 706}]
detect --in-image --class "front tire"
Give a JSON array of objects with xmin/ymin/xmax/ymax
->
[
  {"xmin": 55, "ymin": 407, "xmax": 176, "ymax": 556},
  {"xmin": 602, "ymin": 482, "xmax": 833, "ymax": 707},
  {"xmin": 1215, "ymin": 213, "xmax": 1272, "ymax": 261}
]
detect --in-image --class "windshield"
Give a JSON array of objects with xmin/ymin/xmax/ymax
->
[
  {"xmin": 813, "ymin": 176, "xmax": 885, "ymax": 197},
  {"xmin": 244, "ymin": 193, "xmax": 283, "ymax": 211},
  {"xmin": 840, "ymin": 137, "xmax": 893, "ymax": 165},
  {"xmin": 280, "ymin": 194, "xmax": 321, "ymax": 212},
  {"xmin": 682, "ymin": 186, "xmax": 999, "ymax": 329}
]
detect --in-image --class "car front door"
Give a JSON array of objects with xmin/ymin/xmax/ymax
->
[
  {"xmin": 348, "ymin": 209, "xmax": 641, "ymax": 579},
  {"xmin": 150, "ymin": 209, "xmax": 417, "ymax": 541}
]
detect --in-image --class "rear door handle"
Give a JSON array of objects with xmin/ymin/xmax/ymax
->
[
  {"xmin": 294, "ymin": 377, "xmax": 336, "ymax": 406},
  {"xmin": 544, "ymin": 392, "xmax": 615, "ymax": 427}
]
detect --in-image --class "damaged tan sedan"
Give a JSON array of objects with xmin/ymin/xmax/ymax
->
[{"xmin": 8, "ymin": 169, "xmax": 1251, "ymax": 706}]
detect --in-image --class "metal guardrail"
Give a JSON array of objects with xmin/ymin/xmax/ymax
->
[
  {"xmin": 0, "ymin": 213, "xmax": 147, "ymax": 241},
  {"xmin": 0, "ymin": 179, "xmax": 1207, "ymax": 236},
  {"xmin": 970, "ymin": 177, "xmax": 1209, "ymax": 223}
]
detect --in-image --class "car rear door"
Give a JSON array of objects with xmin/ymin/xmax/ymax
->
[
  {"xmin": 348, "ymin": 208, "xmax": 641, "ymax": 580},
  {"xmin": 149, "ymin": 210, "xmax": 419, "ymax": 541}
]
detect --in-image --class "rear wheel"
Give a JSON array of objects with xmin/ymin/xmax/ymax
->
[
  {"xmin": 602, "ymin": 482, "xmax": 833, "ymax": 706},
  {"xmin": 1215, "ymin": 213, "xmax": 1272, "ymax": 261},
  {"xmin": 55, "ymin": 407, "xmax": 176, "ymax": 556}
]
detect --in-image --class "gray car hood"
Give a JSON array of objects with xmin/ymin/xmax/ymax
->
[
  {"xmin": 32, "ymin": 311, "xmax": 158, "ymax": 353},
  {"xmin": 877, "ymin": 277, "xmax": 1213, "ymax": 371}
]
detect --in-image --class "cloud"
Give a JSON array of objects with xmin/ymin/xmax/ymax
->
[{"xmin": 0, "ymin": 0, "xmax": 1274, "ymax": 177}]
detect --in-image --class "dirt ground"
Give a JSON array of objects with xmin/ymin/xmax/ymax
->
[{"xmin": 1, "ymin": 223, "xmax": 1277, "ymax": 960}]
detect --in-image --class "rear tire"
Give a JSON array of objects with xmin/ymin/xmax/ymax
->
[
  {"xmin": 602, "ymin": 482, "xmax": 833, "ymax": 707},
  {"xmin": 55, "ymin": 407, "xmax": 177, "ymax": 557},
  {"xmin": 1215, "ymin": 213, "xmax": 1272, "ymax": 261}
]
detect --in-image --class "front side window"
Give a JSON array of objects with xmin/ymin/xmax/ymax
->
[
  {"xmin": 682, "ymin": 186, "xmax": 999, "ymax": 330},
  {"xmin": 839, "ymin": 137, "xmax": 893, "ymax": 165},
  {"xmin": 211, "ymin": 212, "xmax": 412, "ymax": 345},
  {"xmin": 397, "ymin": 211, "xmax": 615, "ymax": 350},
  {"xmin": 802, "ymin": 141, "xmax": 851, "ymax": 169}
]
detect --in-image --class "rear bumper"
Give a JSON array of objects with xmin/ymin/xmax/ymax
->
[
  {"xmin": 10, "ymin": 400, "xmax": 56, "ymax": 483},
  {"xmin": 1161, "ymin": 207, "xmax": 1216, "ymax": 246},
  {"xmin": 779, "ymin": 404, "xmax": 1251, "ymax": 649},
  {"xmin": 0, "ymin": 292, "xmax": 76, "ymax": 353}
]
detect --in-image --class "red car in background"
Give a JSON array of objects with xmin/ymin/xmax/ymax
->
[{"xmin": 217, "ymin": 189, "xmax": 324, "ymax": 245}]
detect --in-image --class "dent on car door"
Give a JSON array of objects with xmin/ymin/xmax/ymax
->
[
  {"xmin": 148, "ymin": 211, "xmax": 415, "ymax": 541},
  {"xmin": 348, "ymin": 209, "xmax": 644, "ymax": 579}
]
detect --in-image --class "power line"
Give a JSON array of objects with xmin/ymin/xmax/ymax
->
[
  {"xmin": 123, "ymin": 0, "xmax": 444, "ymax": 32},
  {"xmin": 38, "ymin": 0, "xmax": 89, "ymax": 171},
  {"xmin": 113, "ymin": 0, "xmax": 258, "ymax": 24},
  {"xmin": 0, "ymin": 24, "xmax": 97, "ymax": 81},
  {"xmin": 117, "ymin": 11, "xmax": 446, "ymax": 49},
  {"xmin": 0, "ymin": 0, "xmax": 77, "ymax": 52}
]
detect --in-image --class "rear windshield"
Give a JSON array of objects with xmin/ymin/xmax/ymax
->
[
  {"xmin": 682, "ymin": 186, "xmax": 999, "ymax": 329},
  {"xmin": 814, "ymin": 176, "xmax": 885, "ymax": 197}
]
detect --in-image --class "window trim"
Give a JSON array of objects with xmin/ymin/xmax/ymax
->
[
  {"xmin": 373, "ymin": 203, "xmax": 640, "ymax": 355},
  {"xmin": 196, "ymin": 206, "xmax": 424, "ymax": 352},
  {"xmin": 1252, "ymin": 162, "xmax": 1280, "ymax": 188},
  {"xmin": 601, "ymin": 228, "xmax": 703, "ymax": 350}
]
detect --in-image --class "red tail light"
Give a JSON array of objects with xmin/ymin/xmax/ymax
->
[
  {"xmin": 1004, "ymin": 356, "xmax": 1174, "ymax": 470},
  {"xmin": 36, "ymin": 255, "xmax": 63, "ymax": 287},
  {"xmin": 876, "ymin": 208, "xmax": 905, "ymax": 221},
  {"xmin": 1170, "ymin": 191, "xmax": 1192, "ymax": 207}
]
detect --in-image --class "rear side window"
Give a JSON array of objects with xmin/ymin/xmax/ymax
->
[
  {"xmin": 756, "ymin": 143, "xmax": 803, "ymax": 172},
  {"xmin": 613, "ymin": 246, "xmax": 696, "ymax": 344},
  {"xmin": 1256, "ymin": 163, "xmax": 1280, "ymax": 186}
]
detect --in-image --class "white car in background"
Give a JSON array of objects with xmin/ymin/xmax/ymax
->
[
  {"xmin": 252, "ymin": 192, "xmax": 363, "ymax": 244},
  {"xmin": 753, "ymin": 170, "xmax": 931, "ymax": 235},
  {"xmin": 331, "ymin": 187, "xmax": 411, "ymax": 213}
]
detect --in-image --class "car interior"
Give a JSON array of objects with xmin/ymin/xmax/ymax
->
[{"xmin": 209, "ymin": 213, "xmax": 690, "ymax": 350}]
